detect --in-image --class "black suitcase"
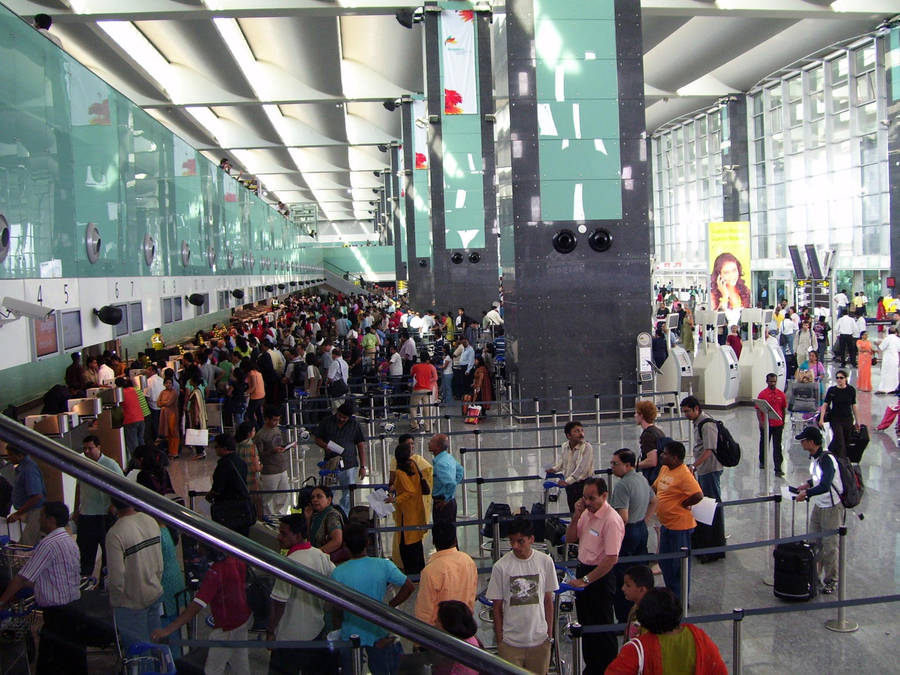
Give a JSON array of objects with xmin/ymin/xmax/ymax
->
[
  {"xmin": 529, "ymin": 503, "xmax": 546, "ymax": 543},
  {"xmin": 692, "ymin": 501, "xmax": 725, "ymax": 563},
  {"xmin": 774, "ymin": 499, "xmax": 817, "ymax": 601},
  {"xmin": 482, "ymin": 502, "xmax": 512, "ymax": 538},
  {"xmin": 847, "ymin": 424, "xmax": 869, "ymax": 464}
]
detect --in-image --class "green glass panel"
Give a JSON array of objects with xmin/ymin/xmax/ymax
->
[
  {"xmin": 534, "ymin": 20, "xmax": 616, "ymax": 59},
  {"xmin": 535, "ymin": 59, "xmax": 619, "ymax": 101},
  {"xmin": 537, "ymin": 101, "xmax": 620, "ymax": 140},
  {"xmin": 323, "ymin": 246, "xmax": 396, "ymax": 277},
  {"xmin": 892, "ymin": 27, "xmax": 900, "ymax": 104},
  {"xmin": 539, "ymin": 179, "xmax": 623, "ymax": 221},
  {"xmin": 535, "ymin": 0, "xmax": 614, "ymax": 21},
  {"xmin": 538, "ymin": 139, "xmax": 621, "ymax": 181},
  {"xmin": 413, "ymin": 169, "xmax": 433, "ymax": 259}
]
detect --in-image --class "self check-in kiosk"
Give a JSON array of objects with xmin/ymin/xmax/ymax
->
[
  {"xmin": 739, "ymin": 308, "xmax": 786, "ymax": 401},
  {"xmin": 657, "ymin": 313, "xmax": 693, "ymax": 397},
  {"xmin": 693, "ymin": 310, "xmax": 739, "ymax": 407}
]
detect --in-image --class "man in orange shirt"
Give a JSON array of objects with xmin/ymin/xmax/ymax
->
[
  {"xmin": 413, "ymin": 522, "xmax": 477, "ymax": 626},
  {"xmin": 652, "ymin": 441, "xmax": 704, "ymax": 603},
  {"xmin": 409, "ymin": 352, "xmax": 438, "ymax": 432}
]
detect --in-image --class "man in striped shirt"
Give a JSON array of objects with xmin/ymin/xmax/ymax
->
[{"xmin": 0, "ymin": 501, "xmax": 84, "ymax": 674}]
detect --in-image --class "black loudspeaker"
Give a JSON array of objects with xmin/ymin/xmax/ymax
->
[
  {"xmin": 264, "ymin": 285, "xmax": 275, "ymax": 292},
  {"xmin": 93, "ymin": 306, "xmax": 123, "ymax": 326},
  {"xmin": 468, "ymin": 252, "xmax": 481, "ymax": 263},
  {"xmin": 450, "ymin": 252, "xmax": 464, "ymax": 264},
  {"xmin": 552, "ymin": 229, "xmax": 577, "ymax": 254},
  {"xmin": 278, "ymin": 283, "xmax": 286, "ymax": 290},
  {"xmin": 588, "ymin": 228, "xmax": 613, "ymax": 252},
  {"xmin": 187, "ymin": 294, "xmax": 205, "ymax": 306},
  {"xmin": 232, "ymin": 289, "xmax": 244, "ymax": 299},
  {"xmin": 418, "ymin": 259, "xmax": 428, "ymax": 268}
]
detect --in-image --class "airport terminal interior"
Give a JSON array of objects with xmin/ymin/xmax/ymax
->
[{"xmin": 1, "ymin": 0, "xmax": 900, "ymax": 673}]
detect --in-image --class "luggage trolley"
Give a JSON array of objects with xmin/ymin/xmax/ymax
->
[
  {"xmin": 786, "ymin": 380, "xmax": 821, "ymax": 439},
  {"xmin": 553, "ymin": 565, "xmax": 585, "ymax": 675},
  {"xmin": 0, "ymin": 539, "xmax": 36, "ymax": 674}
]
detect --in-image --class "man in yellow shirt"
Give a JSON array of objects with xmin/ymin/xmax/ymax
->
[{"xmin": 652, "ymin": 441, "xmax": 703, "ymax": 603}]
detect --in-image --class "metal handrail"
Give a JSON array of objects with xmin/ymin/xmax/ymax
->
[{"xmin": 0, "ymin": 416, "xmax": 528, "ymax": 675}]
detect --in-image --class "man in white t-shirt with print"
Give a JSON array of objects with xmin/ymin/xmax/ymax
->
[{"xmin": 486, "ymin": 516, "xmax": 558, "ymax": 674}]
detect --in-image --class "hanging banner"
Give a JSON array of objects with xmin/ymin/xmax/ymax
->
[
  {"xmin": 708, "ymin": 221, "xmax": 752, "ymax": 316},
  {"xmin": 440, "ymin": 9, "xmax": 477, "ymax": 115},
  {"xmin": 413, "ymin": 99, "xmax": 429, "ymax": 170}
]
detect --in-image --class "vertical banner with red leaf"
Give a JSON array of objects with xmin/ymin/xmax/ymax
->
[
  {"xmin": 413, "ymin": 99, "xmax": 429, "ymax": 170},
  {"xmin": 440, "ymin": 9, "xmax": 477, "ymax": 115}
]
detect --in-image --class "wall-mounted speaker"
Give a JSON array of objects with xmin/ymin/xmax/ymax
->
[
  {"xmin": 552, "ymin": 229, "xmax": 578, "ymax": 254},
  {"xmin": 588, "ymin": 228, "xmax": 613, "ymax": 252}
]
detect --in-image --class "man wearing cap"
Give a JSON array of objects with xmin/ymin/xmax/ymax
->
[
  {"xmin": 794, "ymin": 426, "xmax": 843, "ymax": 595},
  {"xmin": 315, "ymin": 401, "xmax": 368, "ymax": 514}
]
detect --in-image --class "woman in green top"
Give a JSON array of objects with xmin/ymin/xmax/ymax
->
[{"xmin": 304, "ymin": 485, "xmax": 344, "ymax": 556}]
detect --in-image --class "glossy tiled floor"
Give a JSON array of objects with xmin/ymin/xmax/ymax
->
[{"xmin": 168, "ymin": 358, "xmax": 900, "ymax": 674}]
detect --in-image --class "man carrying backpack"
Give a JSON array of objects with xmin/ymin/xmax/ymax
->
[
  {"xmin": 680, "ymin": 396, "xmax": 723, "ymax": 501},
  {"xmin": 794, "ymin": 427, "xmax": 843, "ymax": 595}
]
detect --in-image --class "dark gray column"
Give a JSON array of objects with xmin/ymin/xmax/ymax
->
[
  {"xmin": 498, "ymin": 0, "xmax": 651, "ymax": 406},
  {"xmin": 424, "ymin": 5, "xmax": 500, "ymax": 316},
  {"xmin": 390, "ymin": 144, "xmax": 406, "ymax": 280},
  {"xmin": 401, "ymin": 98, "xmax": 434, "ymax": 309},
  {"xmin": 887, "ymin": 27, "xmax": 900, "ymax": 283},
  {"xmin": 722, "ymin": 95, "xmax": 750, "ymax": 223}
]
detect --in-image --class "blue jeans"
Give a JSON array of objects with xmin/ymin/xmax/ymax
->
[
  {"xmin": 337, "ymin": 466, "xmax": 359, "ymax": 515},
  {"xmin": 659, "ymin": 526, "xmax": 693, "ymax": 603},
  {"xmin": 440, "ymin": 372, "xmax": 453, "ymax": 403},
  {"xmin": 114, "ymin": 600, "xmax": 163, "ymax": 653},
  {"xmin": 124, "ymin": 420, "xmax": 145, "ymax": 460},
  {"xmin": 697, "ymin": 470, "xmax": 722, "ymax": 502}
]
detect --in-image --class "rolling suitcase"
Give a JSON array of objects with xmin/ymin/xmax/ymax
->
[
  {"xmin": 692, "ymin": 501, "xmax": 725, "ymax": 563},
  {"xmin": 773, "ymin": 499, "xmax": 817, "ymax": 601},
  {"xmin": 847, "ymin": 424, "xmax": 869, "ymax": 464}
]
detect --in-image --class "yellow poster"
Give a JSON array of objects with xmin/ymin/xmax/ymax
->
[{"xmin": 708, "ymin": 221, "xmax": 752, "ymax": 311}]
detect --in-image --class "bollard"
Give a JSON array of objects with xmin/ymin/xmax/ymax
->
[
  {"xmin": 568, "ymin": 386, "xmax": 574, "ymax": 421},
  {"xmin": 535, "ymin": 398, "xmax": 542, "ymax": 450},
  {"xmin": 825, "ymin": 526, "xmax": 859, "ymax": 632},
  {"xmin": 476, "ymin": 476, "xmax": 485, "ymax": 551},
  {"xmin": 350, "ymin": 634, "xmax": 363, "ymax": 675},
  {"xmin": 732, "ymin": 608, "xmax": 744, "ymax": 675},
  {"xmin": 380, "ymin": 434, "xmax": 389, "ymax": 485},
  {"xmin": 680, "ymin": 546, "xmax": 690, "ymax": 618},
  {"xmin": 569, "ymin": 622, "xmax": 583, "ymax": 675},
  {"xmin": 492, "ymin": 513, "xmax": 501, "ymax": 562},
  {"xmin": 595, "ymin": 394, "xmax": 601, "ymax": 447}
]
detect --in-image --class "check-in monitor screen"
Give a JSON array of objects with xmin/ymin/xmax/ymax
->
[{"xmin": 60, "ymin": 309, "xmax": 83, "ymax": 351}]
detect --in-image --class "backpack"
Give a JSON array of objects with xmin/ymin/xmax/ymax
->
[
  {"xmin": 823, "ymin": 451, "xmax": 863, "ymax": 509},
  {"xmin": 698, "ymin": 419, "xmax": 741, "ymax": 467}
]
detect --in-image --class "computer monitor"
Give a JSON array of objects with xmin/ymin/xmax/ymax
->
[
  {"xmin": 33, "ymin": 314, "xmax": 59, "ymax": 359},
  {"xmin": 666, "ymin": 313, "xmax": 680, "ymax": 330},
  {"xmin": 60, "ymin": 309, "xmax": 83, "ymax": 351}
]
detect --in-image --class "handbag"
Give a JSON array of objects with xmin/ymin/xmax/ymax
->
[
  {"xmin": 626, "ymin": 638, "xmax": 645, "ymax": 675},
  {"xmin": 185, "ymin": 428, "xmax": 209, "ymax": 447},
  {"xmin": 210, "ymin": 499, "xmax": 256, "ymax": 532},
  {"xmin": 417, "ymin": 465, "xmax": 430, "ymax": 496},
  {"xmin": 327, "ymin": 378, "xmax": 349, "ymax": 398}
]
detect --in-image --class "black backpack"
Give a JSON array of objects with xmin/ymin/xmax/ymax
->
[
  {"xmin": 823, "ymin": 451, "xmax": 863, "ymax": 509},
  {"xmin": 699, "ymin": 419, "xmax": 741, "ymax": 467}
]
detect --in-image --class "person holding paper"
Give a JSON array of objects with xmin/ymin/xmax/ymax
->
[
  {"xmin": 652, "ymin": 441, "xmax": 703, "ymax": 603},
  {"xmin": 255, "ymin": 405, "xmax": 291, "ymax": 517},
  {"xmin": 315, "ymin": 400, "xmax": 368, "ymax": 515},
  {"xmin": 757, "ymin": 373, "xmax": 787, "ymax": 476}
]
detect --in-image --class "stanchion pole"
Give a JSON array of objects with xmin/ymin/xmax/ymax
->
[
  {"xmin": 764, "ymin": 495, "xmax": 781, "ymax": 587},
  {"xmin": 825, "ymin": 526, "xmax": 859, "ymax": 632},
  {"xmin": 380, "ymin": 434, "xmax": 389, "ymax": 485},
  {"xmin": 732, "ymin": 608, "xmax": 744, "ymax": 675},
  {"xmin": 507, "ymin": 384, "xmax": 514, "ymax": 428},
  {"xmin": 350, "ymin": 635, "xmax": 363, "ymax": 675},
  {"xmin": 492, "ymin": 513, "xmax": 501, "ymax": 562},
  {"xmin": 595, "ymin": 394, "xmax": 601, "ymax": 448},
  {"xmin": 445, "ymin": 415, "xmax": 453, "ymax": 452},
  {"xmin": 461, "ymin": 448, "xmax": 470, "ymax": 517},
  {"xmin": 552, "ymin": 410, "xmax": 558, "ymax": 467},
  {"xmin": 680, "ymin": 547, "xmax": 690, "ymax": 618},
  {"xmin": 568, "ymin": 386, "xmax": 574, "ymax": 422},
  {"xmin": 473, "ymin": 431, "xmax": 483, "ymax": 518},
  {"xmin": 476, "ymin": 477, "xmax": 485, "ymax": 552},
  {"xmin": 535, "ymin": 398, "xmax": 542, "ymax": 450},
  {"xmin": 570, "ymin": 623, "xmax": 583, "ymax": 675},
  {"xmin": 618, "ymin": 377, "xmax": 625, "ymax": 447},
  {"xmin": 773, "ymin": 495, "xmax": 782, "ymax": 540}
]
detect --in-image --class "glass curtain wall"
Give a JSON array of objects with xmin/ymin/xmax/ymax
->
[
  {"xmin": 747, "ymin": 36, "xmax": 889, "ymax": 312},
  {"xmin": 651, "ymin": 108, "xmax": 725, "ymax": 288}
]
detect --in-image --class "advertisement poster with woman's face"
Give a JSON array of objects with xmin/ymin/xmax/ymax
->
[{"xmin": 708, "ymin": 222, "xmax": 752, "ymax": 312}]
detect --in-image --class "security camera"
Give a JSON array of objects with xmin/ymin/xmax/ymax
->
[{"xmin": 1, "ymin": 297, "xmax": 54, "ymax": 321}]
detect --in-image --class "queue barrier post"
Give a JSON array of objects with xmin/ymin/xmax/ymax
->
[
  {"xmin": 491, "ymin": 513, "xmax": 501, "ymax": 562},
  {"xmin": 551, "ymin": 410, "xmax": 558, "ymax": 465},
  {"xmin": 472, "ymin": 431, "xmax": 484, "ymax": 517},
  {"xmin": 350, "ymin": 634, "xmax": 363, "ymax": 675},
  {"xmin": 825, "ymin": 526, "xmax": 859, "ymax": 633},
  {"xmin": 618, "ymin": 377, "xmax": 624, "ymax": 424},
  {"xmin": 476, "ymin": 476, "xmax": 486, "ymax": 552},
  {"xmin": 507, "ymin": 384, "xmax": 514, "ymax": 428},
  {"xmin": 380, "ymin": 434, "xmax": 389, "ymax": 485},
  {"xmin": 568, "ymin": 386, "xmax": 574, "ymax": 422},
  {"xmin": 732, "ymin": 608, "xmax": 744, "ymax": 675},
  {"xmin": 445, "ymin": 416, "xmax": 453, "ymax": 454},
  {"xmin": 569, "ymin": 622, "xmax": 583, "ymax": 675},
  {"xmin": 680, "ymin": 547, "xmax": 690, "ymax": 618},
  {"xmin": 595, "ymin": 394, "xmax": 601, "ymax": 448},
  {"xmin": 534, "ymin": 398, "xmax": 542, "ymax": 451}
]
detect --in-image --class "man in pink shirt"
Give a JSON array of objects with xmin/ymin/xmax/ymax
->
[{"xmin": 565, "ymin": 477, "xmax": 625, "ymax": 674}]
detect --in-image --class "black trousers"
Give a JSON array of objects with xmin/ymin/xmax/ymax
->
[
  {"xmin": 758, "ymin": 425, "xmax": 785, "ymax": 470},
  {"xmin": 564, "ymin": 481, "xmax": 586, "ymax": 514},
  {"xmin": 829, "ymin": 418, "xmax": 853, "ymax": 458},
  {"xmin": 399, "ymin": 536, "xmax": 426, "ymax": 575},
  {"xmin": 574, "ymin": 564, "xmax": 617, "ymax": 675},
  {"xmin": 432, "ymin": 498, "xmax": 458, "ymax": 526},
  {"xmin": 76, "ymin": 514, "xmax": 112, "ymax": 577},
  {"xmin": 37, "ymin": 602, "xmax": 87, "ymax": 675}
]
